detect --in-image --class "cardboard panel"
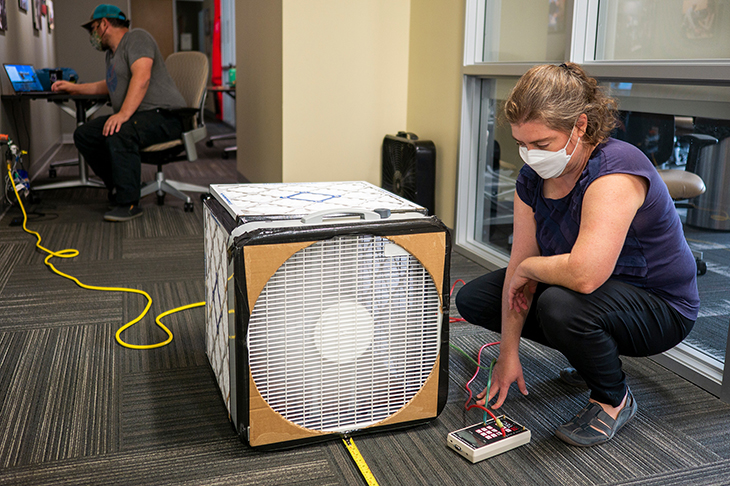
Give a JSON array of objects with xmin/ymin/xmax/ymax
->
[
  {"xmin": 248, "ymin": 372, "xmax": 326, "ymax": 447},
  {"xmin": 374, "ymin": 354, "xmax": 440, "ymax": 427},
  {"xmin": 243, "ymin": 241, "xmax": 316, "ymax": 312},
  {"xmin": 387, "ymin": 232, "xmax": 446, "ymax": 302}
]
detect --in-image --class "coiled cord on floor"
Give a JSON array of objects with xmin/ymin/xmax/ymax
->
[{"xmin": 7, "ymin": 158, "xmax": 204, "ymax": 349}]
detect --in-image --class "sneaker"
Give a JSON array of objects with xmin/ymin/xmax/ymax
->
[{"xmin": 104, "ymin": 203, "xmax": 143, "ymax": 222}]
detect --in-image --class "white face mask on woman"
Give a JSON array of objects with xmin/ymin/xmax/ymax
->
[{"xmin": 518, "ymin": 125, "xmax": 580, "ymax": 179}]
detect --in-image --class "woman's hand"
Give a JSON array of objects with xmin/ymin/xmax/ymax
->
[
  {"xmin": 476, "ymin": 352, "xmax": 528, "ymax": 409},
  {"xmin": 508, "ymin": 264, "xmax": 538, "ymax": 312}
]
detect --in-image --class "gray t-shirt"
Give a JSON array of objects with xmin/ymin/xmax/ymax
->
[{"xmin": 105, "ymin": 29, "xmax": 186, "ymax": 113}]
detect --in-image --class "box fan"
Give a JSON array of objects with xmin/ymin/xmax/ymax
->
[
  {"xmin": 382, "ymin": 132, "xmax": 436, "ymax": 216},
  {"xmin": 204, "ymin": 181, "xmax": 450, "ymax": 449}
]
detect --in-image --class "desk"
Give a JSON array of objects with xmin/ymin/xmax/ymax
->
[
  {"xmin": 1, "ymin": 93, "xmax": 109, "ymax": 191},
  {"xmin": 206, "ymin": 86, "xmax": 236, "ymax": 159}
]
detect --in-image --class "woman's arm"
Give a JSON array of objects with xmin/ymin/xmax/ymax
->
[
  {"xmin": 479, "ymin": 190, "xmax": 540, "ymax": 408},
  {"xmin": 509, "ymin": 173, "xmax": 648, "ymax": 312}
]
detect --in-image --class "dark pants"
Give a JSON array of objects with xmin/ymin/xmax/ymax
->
[
  {"xmin": 455, "ymin": 268, "xmax": 695, "ymax": 406},
  {"xmin": 73, "ymin": 109, "xmax": 183, "ymax": 205}
]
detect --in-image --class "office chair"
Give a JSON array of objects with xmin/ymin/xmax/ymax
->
[
  {"xmin": 615, "ymin": 111, "xmax": 710, "ymax": 275},
  {"xmin": 139, "ymin": 51, "xmax": 210, "ymax": 211}
]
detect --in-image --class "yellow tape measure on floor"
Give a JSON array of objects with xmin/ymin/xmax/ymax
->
[{"xmin": 342, "ymin": 436, "xmax": 379, "ymax": 486}]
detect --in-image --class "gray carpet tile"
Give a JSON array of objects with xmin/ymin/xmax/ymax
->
[
  {"xmin": 2, "ymin": 256, "xmax": 204, "ymax": 290},
  {"xmin": 120, "ymin": 203, "xmax": 204, "ymax": 240},
  {"xmin": 122, "ymin": 235, "xmax": 203, "ymax": 261},
  {"xmin": 0, "ymin": 439, "xmax": 343, "ymax": 486},
  {"xmin": 120, "ymin": 365, "xmax": 234, "ymax": 451},
  {"xmin": 12, "ymin": 221, "xmax": 124, "ymax": 265},
  {"xmin": 0, "ymin": 290, "xmax": 121, "ymax": 332},
  {"xmin": 118, "ymin": 281, "xmax": 207, "ymax": 373},
  {"xmin": 0, "ymin": 324, "xmax": 120, "ymax": 468},
  {"xmin": 601, "ymin": 460, "xmax": 730, "ymax": 486},
  {"xmin": 0, "ymin": 243, "xmax": 25, "ymax": 295}
]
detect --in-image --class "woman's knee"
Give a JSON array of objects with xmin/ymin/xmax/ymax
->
[
  {"xmin": 535, "ymin": 286, "xmax": 585, "ymax": 346},
  {"xmin": 454, "ymin": 282, "xmax": 480, "ymax": 323}
]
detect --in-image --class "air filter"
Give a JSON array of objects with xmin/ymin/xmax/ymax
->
[{"xmin": 204, "ymin": 181, "xmax": 450, "ymax": 449}]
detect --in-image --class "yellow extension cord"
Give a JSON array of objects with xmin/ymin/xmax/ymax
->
[{"xmin": 7, "ymin": 160, "xmax": 204, "ymax": 349}]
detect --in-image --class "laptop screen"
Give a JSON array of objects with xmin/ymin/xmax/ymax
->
[{"xmin": 3, "ymin": 64, "xmax": 45, "ymax": 93}]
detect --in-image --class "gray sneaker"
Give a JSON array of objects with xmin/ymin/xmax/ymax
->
[{"xmin": 104, "ymin": 204, "xmax": 143, "ymax": 222}]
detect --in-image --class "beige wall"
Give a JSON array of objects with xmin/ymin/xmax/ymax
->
[
  {"xmin": 281, "ymin": 0, "xmax": 410, "ymax": 183},
  {"xmin": 0, "ymin": 0, "xmax": 61, "ymax": 182},
  {"xmin": 236, "ymin": 0, "xmax": 410, "ymax": 185},
  {"xmin": 236, "ymin": 0, "xmax": 463, "ymax": 227},
  {"xmin": 406, "ymin": 0, "xmax": 465, "ymax": 228},
  {"xmin": 236, "ymin": 0, "xmax": 283, "ymax": 183}
]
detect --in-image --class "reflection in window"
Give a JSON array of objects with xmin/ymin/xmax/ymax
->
[
  {"xmin": 481, "ymin": 0, "xmax": 574, "ymax": 62},
  {"xmin": 595, "ymin": 0, "xmax": 730, "ymax": 61}
]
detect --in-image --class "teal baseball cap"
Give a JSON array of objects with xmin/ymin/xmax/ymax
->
[{"xmin": 81, "ymin": 4, "xmax": 128, "ymax": 31}]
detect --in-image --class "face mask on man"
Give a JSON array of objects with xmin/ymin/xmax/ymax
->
[
  {"xmin": 90, "ymin": 22, "xmax": 106, "ymax": 51},
  {"xmin": 518, "ymin": 124, "xmax": 581, "ymax": 179}
]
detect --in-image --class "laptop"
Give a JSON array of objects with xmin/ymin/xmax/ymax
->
[{"xmin": 3, "ymin": 64, "xmax": 56, "ymax": 95}]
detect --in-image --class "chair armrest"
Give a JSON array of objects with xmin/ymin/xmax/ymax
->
[{"xmin": 182, "ymin": 126, "xmax": 207, "ymax": 161}]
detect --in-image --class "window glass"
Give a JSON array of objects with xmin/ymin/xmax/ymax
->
[
  {"xmin": 595, "ymin": 0, "xmax": 730, "ymax": 61},
  {"xmin": 475, "ymin": 78, "xmax": 523, "ymax": 254},
  {"xmin": 482, "ymin": 0, "xmax": 574, "ymax": 62}
]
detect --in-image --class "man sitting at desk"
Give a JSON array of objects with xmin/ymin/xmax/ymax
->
[{"xmin": 52, "ymin": 4, "xmax": 186, "ymax": 222}]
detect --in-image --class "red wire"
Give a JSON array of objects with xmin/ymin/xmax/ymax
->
[
  {"xmin": 450, "ymin": 279, "xmax": 466, "ymax": 296},
  {"xmin": 462, "ymin": 341, "xmax": 506, "ymax": 437},
  {"xmin": 449, "ymin": 280, "xmax": 467, "ymax": 323},
  {"xmin": 450, "ymin": 279, "xmax": 506, "ymax": 437}
]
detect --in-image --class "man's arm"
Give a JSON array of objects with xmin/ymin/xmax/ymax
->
[
  {"xmin": 51, "ymin": 80, "xmax": 109, "ymax": 96},
  {"xmin": 102, "ymin": 56, "xmax": 154, "ymax": 136}
]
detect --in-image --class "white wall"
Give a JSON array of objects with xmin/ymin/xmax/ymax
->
[{"xmin": 0, "ymin": 1, "xmax": 61, "ymax": 177}]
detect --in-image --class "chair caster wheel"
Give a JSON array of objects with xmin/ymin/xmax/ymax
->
[
  {"xmin": 184, "ymin": 202, "xmax": 194, "ymax": 212},
  {"xmin": 206, "ymin": 140, "xmax": 214, "ymax": 147},
  {"xmin": 157, "ymin": 194, "xmax": 165, "ymax": 206},
  {"xmin": 49, "ymin": 168, "xmax": 57, "ymax": 178}
]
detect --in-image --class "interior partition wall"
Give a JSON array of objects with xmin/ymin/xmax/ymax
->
[{"xmin": 456, "ymin": 0, "xmax": 730, "ymax": 402}]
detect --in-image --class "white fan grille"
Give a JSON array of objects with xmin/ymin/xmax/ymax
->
[{"xmin": 247, "ymin": 234, "xmax": 442, "ymax": 432}]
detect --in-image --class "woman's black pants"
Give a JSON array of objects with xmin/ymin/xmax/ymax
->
[{"xmin": 455, "ymin": 268, "xmax": 695, "ymax": 407}]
